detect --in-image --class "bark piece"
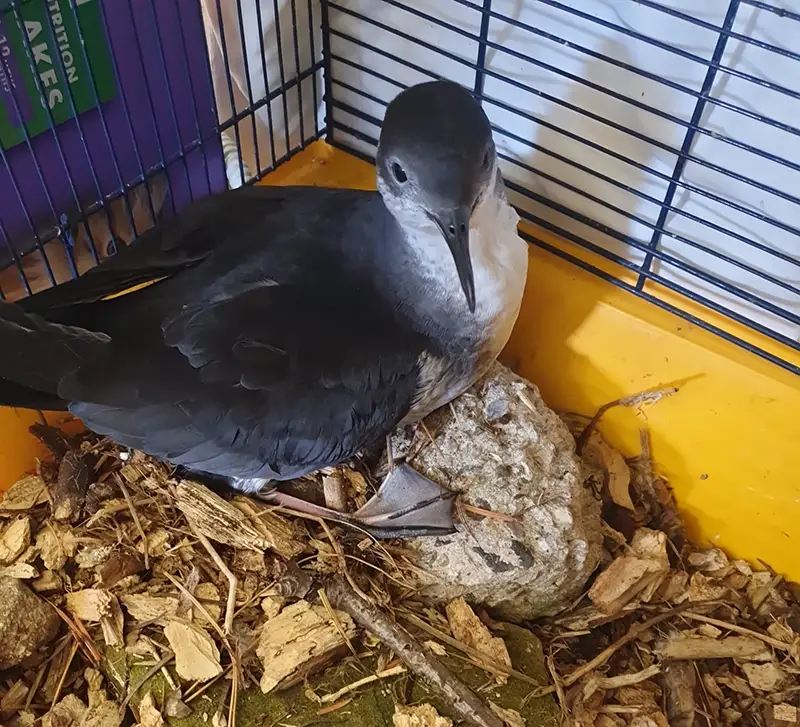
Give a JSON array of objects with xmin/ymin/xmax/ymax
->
[{"xmin": 256, "ymin": 599, "xmax": 356, "ymax": 694}]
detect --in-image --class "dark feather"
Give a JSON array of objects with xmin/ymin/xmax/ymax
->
[{"xmin": 0, "ymin": 185, "xmax": 430, "ymax": 481}]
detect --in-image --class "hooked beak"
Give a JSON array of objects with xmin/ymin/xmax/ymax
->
[{"xmin": 433, "ymin": 205, "xmax": 476, "ymax": 313}]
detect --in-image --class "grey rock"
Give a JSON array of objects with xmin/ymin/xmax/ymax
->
[
  {"xmin": 400, "ymin": 362, "xmax": 602, "ymax": 621},
  {"xmin": 0, "ymin": 576, "xmax": 60, "ymax": 668}
]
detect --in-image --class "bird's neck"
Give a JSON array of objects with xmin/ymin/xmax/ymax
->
[{"xmin": 378, "ymin": 172, "xmax": 527, "ymax": 364}]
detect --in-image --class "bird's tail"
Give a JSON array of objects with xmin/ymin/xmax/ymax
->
[{"xmin": 0, "ymin": 301, "xmax": 108, "ymax": 411}]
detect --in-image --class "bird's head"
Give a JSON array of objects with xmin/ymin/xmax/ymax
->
[{"xmin": 376, "ymin": 80, "xmax": 496, "ymax": 313}]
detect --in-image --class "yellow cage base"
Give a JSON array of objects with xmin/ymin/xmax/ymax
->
[{"xmin": 2, "ymin": 141, "xmax": 798, "ymax": 580}]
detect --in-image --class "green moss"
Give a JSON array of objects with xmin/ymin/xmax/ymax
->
[
  {"xmin": 409, "ymin": 624, "xmax": 558, "ymax": 727},
  {"xmin": 118, "ymin": 624, "xmax": 557, "ymax": 727}
]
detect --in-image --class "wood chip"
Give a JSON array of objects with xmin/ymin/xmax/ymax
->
[
  {"xmin": 230, "ymin": 496, "xmax": 307, "ymax": 559},
  {"xmin": 342, "ymin": 468, "xmax": 369, "ymax": 494},
  {"xmin": 742, "ymin": 661, "xmax": 786, "ymax": 691},
  {"xmin": 120, "ymin": 594, "xmax": 180, "ymax": 623},
  {"xmin": 42, "ymin": 694, "xmax": 87, "ymax": 727},
  {"xmin": 583, "ymin": 432, "xmax": 634, "ymax": 511},
  {"xmin": 163, "ymin": 620, "xmax": 223, "ymax": 682},
  {"xmin": 51, "ymin": 450, "xmax": 92, "ymax": 523},
  {"xmin": 35, "ymin": 523, "xmax": 77, "ymax": 570},
  {"xmin": 614, "ymin": 682, "xmax": 661, "ymax": 707},
  {"xmin": 65, "ymin": 589, "xmax": 125, "ymax": 647},
  {"xmin": 256, "ymin": 599, "xmax": 356, "ymax": 693},
  {"xmin": 701, "ymin": 673, "xmax": 724, "ymax": 701},
  {"xmin": 588, "ymin": 528, "xmax": 669, "ymax": 615},
  {"xmin": 675, "ymin": 572, "xmax": 728, "ymax": 603},
  {"xmin": 687, "ymin": 548, "xmax": 729, "ymax": 573},
  {"xmin": 81, "ymin": 669, "xmax": 122, "ymax": 727},
  {"xmin": 659, "ymin": 571, "xmax": 690, "ymax": 603},
  {"xmin": 602, "ymin": 443, "xmax": 634, "ymax": 511},
  {"xmin": 583, "ymin": 665, "xmax": 661, "ymax": 700},
  {"xmin": 66, "ymin": 589, "xmax": 117, "ymax": 622},
  {"xmin": 42, "ymin": 669, "xmax": 119, "ymax": 727},
  {"xmin": 100, "ymin": 549, "xmax": 145, "ymax": 588},
  {"xmin": 488, "ymin": 702, "xmax": 526, "ymax": 727},
  {"xmin": 716, "ymin": 674, "xmax": 753, "ymax": 697},
  {"xmin": 445, "ymin": 597, "xmax": 512, "ymax": 684},
  {"xmin": 0, "ymin": 517, "xmax": 31, "ymax": 564},
  {"xmin": 134, "ymin": 692, "xmax": 164, "ymax": 727},
  {"xmin": 773, "ymin": 704, "xmax": 798, "ymax": 724},
  {"xmin": 75, "ymin": 544, "xmax": 115, "ymax": 569},
  {"xmin": 261, "ymin": 595, "xmax": 285, "ymax": 620},
  {"xmin": 322, "ymin": 471, "xmax": 348, "ymax": 512},
  {"xmin": 424, "ymin": 639, "xmax": 447, "ymax": 656},
  {"xmin": 176, "ymin": 480, "xmax": 303, "ymax": 557},
  {"xmin": 0, "ymin": 562, "xmax": 38, "ymax": 579},
  {"xmin": 393, "ymin": 703, "xmax": 453, "ymax": 727},
  {"xmin": 138, "ymin": 528, "xmax": 171, "ymax": 557},
  {"xmin": 697, "ymin": 623, "xmax": 722, "ymax": 638},
  {"xmin": 767, "ymin": 620, "xmax": 795, "ymax": 645},
  {"xmin": 163, "ymin": 689, "xmax": 191, "ymax": 719},
  {"xmin": 1, "ymin": 679, "xmax": 29, "ymax": 711},
  {"xmin": 655, "ymin": 635, "xmax": 772, "ymax": 661},
  {"xmin": 662, "ymin": 661, "xmax": 696, "ymax": 727},
  {"xmin": 0, "ymin": 475, "xmax": 49, "ymax": 512},
  {"xmin": 194, "ymin": 582, "xmax": 220, "ymax": 601},
  {"xmin": 232, "ymin": 549, "xmax": 266, "ymax": 573}
]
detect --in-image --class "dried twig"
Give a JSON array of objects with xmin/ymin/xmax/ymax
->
[
  {"xmin": 326, "ymin": 575, "xmax": 504, "ymax": 727},
  {"xmin": 576, "ymin": 386, "xmax": 678, "ymax": 454},
  {"xmin": 319, "ymin": 664, "xmax": 406, "ymax": 704},
  {"xmin": 317, "ymin": 698, "xmax": 354, "ymax": 715},
  {"xmin": 546, "ymin": 654, "xmax": 567, "ymax": 724},
  {"xmin": 228, "ymin": 642, "xmax": 239, "ymax": 727},
  {"xmin": 119, "ymin": 649, "xmax": 175, "ymax": 712},
  {"xmin": 322, "ymin": 470, "xmax": 348, "ymax": 512},
  {"xmin": 583, "ymin": 664, "xmax": 661, "ymax": 698},
  {"xmin": 186, "ymin": 521, "xmax": 237, "ymax": 635},
  {"xmin": 318, "ymin": 586, "xmax": 360, "ymax": 661},
  {"xmin": 118, "ymin": 478, "xmax": 149, "ymax": 570},
  {"xmin": 84, "ymin": 497, "xmax": 150, "ymax": 527},
  {"xmin": 683, "ymin": 612, "xmax": 791, "ymax": 651},
  {"xmin": 48, "ymin": 602, "xmax": 103, "ymax": 665},
  {"xmin": 165, "ymin": 574, "xmax": 228, "ymax": 646},
  {"xmin": 663, "ymin": 661, "xmax": 696, "ymax": 727},
  {"xmin": 461, "ymin": 503, "xmax": 518, "ymax": 522},
  {"xmin": 24, "ymin": 660, "xmax": 48, "ymax": 710},
  {"xmin": 531, "ymin": 606, "xmax": 688, "ymax": 697},
  {"xmin": 51, "ymin": 638, "xmax": 79, "ymax": 708},
  {"xmin": 400, "ymin": 611, "xmax": 540, "ymax": 687}
]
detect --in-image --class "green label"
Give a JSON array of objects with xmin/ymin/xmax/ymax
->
[{"xmin": 0, "ymin": 0, "xmax": 116, "ymax": 149}]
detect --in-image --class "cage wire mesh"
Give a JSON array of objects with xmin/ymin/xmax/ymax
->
[
  {"xmin": 0, "ymin": 0, "xmax": 322, "ymax": 302},
  {"xmin": 0, "ymin": 0, "xmax": 797, "ymax": 375},
  {"xmin": 326, "ymin": 0, "xmax": 800, "ymax": 376}
]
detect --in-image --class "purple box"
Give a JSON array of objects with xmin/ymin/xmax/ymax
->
[{"xmin": 0, "ymin": 0, "xmax": 226, "ymax": 272}]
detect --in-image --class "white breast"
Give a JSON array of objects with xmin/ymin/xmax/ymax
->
[
  {"xmin": 469, "ymin": 187, "xmax": 528, "ymax": 367},
  {"xmin": 408, "ymin": 186, "xmax": 528, "ymax": 356},
  {"xmin": 403, "ymin": 183, "xmax": 529, "ymax": 421}
]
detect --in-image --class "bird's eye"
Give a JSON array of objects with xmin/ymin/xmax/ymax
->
[
  {"xmin": 481, "ymin": 150, "xmax": 491, "ymax": 170},
  {"xmin": 392, "ymin": 162, "xmax": 408, "ymax": 183}
]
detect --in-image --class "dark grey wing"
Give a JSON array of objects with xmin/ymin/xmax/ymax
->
[
  {"xmin": 64, "ymin": 282, "xmax": 425, "ymax": 479},
  {"xmin": 18, "ymin": 185, "xmax": 348, "ymax": 314},
  {"xmin": 52, "ymin": 192, "xmax": 426, "ymax": 480}
]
